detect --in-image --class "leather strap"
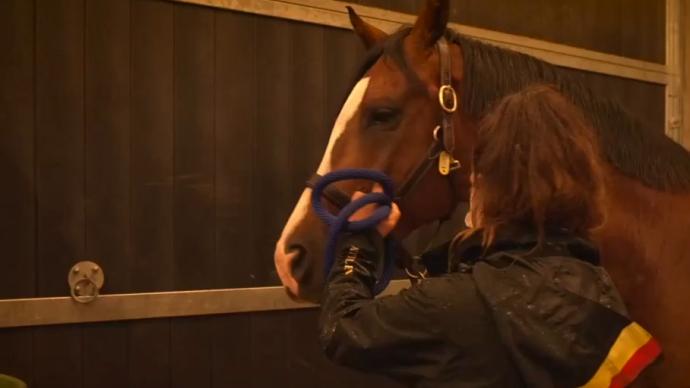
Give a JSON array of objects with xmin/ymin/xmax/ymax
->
[
  {"xmin": 437, "ymin": 37, "xmax": 456, "ymax": 154},
  {"xmin": 307, "ymin": 137, "xmax": 442, "ymax": 208}
]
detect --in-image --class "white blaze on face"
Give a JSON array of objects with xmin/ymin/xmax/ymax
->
[
  {"xmin": 316, "ymin": 77, "xmax": 371, "ymax": 174},
  {"xmin": 274, "ymin": 77, "xmax": 371, "ymax": 291}
]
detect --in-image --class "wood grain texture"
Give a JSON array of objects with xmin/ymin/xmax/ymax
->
[
  {"xmin": 128, "ymin": 319, "xmax": 171, "ymax": 388},
  {"xmin": 0, "ymin": 0, "xmax": 36, "ymax": 300},
  {"xmin": 34, "ymin": 0, "xmax": 84, "ymax": 384},
  {"xmin": 253, "ymin": 16, "xmax": 294, "ymax": 285},
  {"xmin": 0, "ymin": 1, "xmax": 36, "ymax": 381},
  {"xmin": 130, "ymin": 0, "xmax": 175, "ymax": 293},
  {"xmin": 82, "ymin": 322, "xmax": 128, "ymax": 388},
  {"xmin": 170, "ymin": 317, "xmax": 213, "ymax": 388},
  {"xmin": 84, "ymin": 0, "xmax": 131, "ymax": 295},
  {"xmin": 214, "ymin": 9, "xmax": 257, "ymax": 288},
  {"xmin": 173, "ymin": 3, "xmax": 216, "ymax": 290}
]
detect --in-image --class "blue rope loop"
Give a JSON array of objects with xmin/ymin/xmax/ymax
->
[{"xmin": 311, "ymin": 168, "xmax": 397, "ymax": 295}]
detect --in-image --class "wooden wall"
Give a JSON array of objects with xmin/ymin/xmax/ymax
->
[
  {"xmin": 0, "ymin": 0, "xmax": 366, "ymax": 298},
  {"xmin": 0, "ymin": 0, "xmax": 666, "ymax": 387}
]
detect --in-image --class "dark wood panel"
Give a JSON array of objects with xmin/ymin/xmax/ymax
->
[
  {"xmin": 35, "ymin": 0, "xmax": 85, "ymax": 296},
  {"xmin": 345, "ymin": 0, "xmax": 665, "ymax": 63},
  {"xmin": 83, "ymin": 323, "xmax": 128, "ymax": 388},
  {"xmin": 0, "ymin": 0, "xmax": 35, "ymax": 300},
  {"xmin": 0, "ymin": 1, "xmax": 35, "ymax": 383},
  {"xmin": 85, "ymin": 0, "xmax": 131, "ymax": 295},
  {"xmin": 253, "ymin": 17, "xmax": 294, "ymax": 285},
  {"xmin": 173, "ymin": 4, "xmax": 216, "ymax": 290},
  {"xmin": 460, "ymin": 0, "xmax": 625, "ymax": 58},
  {"xmin": 128, "ymin": 320, "xmax": 171, "ymax": 388},
  {"xmin": 619, "ymin": 0, "xmax": 665, "ymax": 66},
  {"xmin": 170, "ymin": 317, "xmax": 213, "ymax": 388},
  {"xmin": 130, "ymin": 0, "xmax": 175, "ymax": 293},
  {"xmin": 33, "ymin": 326, "xmax": 82, "ymax": 388},
  {"xmin": 214, "ymin": 10, "xmax": 257, "ymax": 288},
  {"xmin": 0, "ymin": 328, "xmax": 33, "ymax": 386},
  {"xmin": 210, "ymin": 314, "xmax": 253, "ymax": 387},
  {"xmin": 249, "ymin": 311, "xmax": 290, "ymax": 387},
  {"xmin": 34, "ymin": 0, "xmax": 84, "ymax": 384}
]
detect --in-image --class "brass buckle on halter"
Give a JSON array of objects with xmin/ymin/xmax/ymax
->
[
  {"xmin": 433, "ymin": 126, "xmax": 461, "ymax": 175},
  {"xmin": 438, "ymin": 151, "xmax": 461, "ymax": 175},
  {"xmin": 438, "ymin": 84, "xmax": 458, "ymax": 113}
]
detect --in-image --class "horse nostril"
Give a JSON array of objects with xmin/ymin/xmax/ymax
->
[{"xmin": 288, "ymin": 244, "xmax": 310, "ymax": 281}]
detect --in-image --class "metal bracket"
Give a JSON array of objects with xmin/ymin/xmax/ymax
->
[{"xmin": 67, "ymin": 261, "xmax": 105, "ymax": 304}]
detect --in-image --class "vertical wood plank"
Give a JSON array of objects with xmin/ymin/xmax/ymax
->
[
  {"xmin": 620, "ymin": 0, "xmax": 665, "ymax": 63},
  {"xmin": 291, "ymin": 23, "xmax": 327, "ymax": 210},
  {"xmin": 128, "ymin": 320, "xmax": 171, "ymax": 388},
  {"xmin": 0, "ymin": 0, "xmax": 36, "ymax": 382},
  {"xmin": 33, "ymin": 326, "xmax": 82, "ymax": 388},
  {"xmin": 169, "ymin": 4, "xmax": 215, "ymax": 386},
  {"xmin": 253, "ymin": 17, "xmax": 293, "ymax": 285},
  {"xmin": 35, "ymin": 0, "xmax": 85, "ymax": 295},
  {"xmin": 0, "ymin": 328, "xmax": 33, "ymax": 386},
  {"xmin": 173, "ymin": 3, "xmax": 216, "ymax": 290},
  {"xmin": 82, "ymin": 6, "xmax": 131, "ymax": 383},
  {"xmin": 210, "ymin": 314, "xmax": 252, "ymax": 388},
  {"xmin": 127, "ymin": 1, "xmax": 171, "ymax": 386},
  {"xmin": 84, "ymin": 0, "xmax": 131, "ymax": 294},
  {"xmin": 212, "ymin": 11, "xmax": 255, "ymax": 380},
  {"xmin": 82, "ymin": 323, "xmax": 128, "ymax": 388},
  {"xmin": 249, "ymin": 311, "xmax": 289, "ymax": 387},
  {"xmin": 578, "ymin": 0, "xmax": 623, "ymax": 57},
  {"xmin": 0, "ymin": 0, "xmax": 36, "ymax": 300},
  {"xmin": 215, "ymin": 9, "xmax": 257, "ymax": 288},
  {"xmin": 170, "ymin": 317, "xmax": 212, "ymax": 388},
  {"xmin": 130, "ymin": 0, "xmax": 175, "ymax": 293},
  {"xmin": 34, "ymin": 0, "xmax": 84, "ymax": 385}
]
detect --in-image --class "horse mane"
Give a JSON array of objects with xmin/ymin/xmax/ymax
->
[
  {"xmin": 352, "ymin": 27, "xmax": 690, "ymax": 193},
  {"xmin": 447, "ymin": 30, "xmax": 690, "ymax": 193}
]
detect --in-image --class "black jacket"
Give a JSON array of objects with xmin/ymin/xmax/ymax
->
[{"xmin": 318, "ymin": 227, "xmax": 661, "ymax": 388}]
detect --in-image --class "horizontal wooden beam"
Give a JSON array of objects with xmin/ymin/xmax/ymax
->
[
  {"xmin": 0, "ymin": 280, "xmax": 409, "ymax": 328},
  {"xmin": 173, "ymin": 0, "xmax": 669, "ymax": 85}
]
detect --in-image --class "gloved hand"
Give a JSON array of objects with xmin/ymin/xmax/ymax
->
[{"xmin": 347, "ymin": 184, "xmax": 401, "ymax": 237}]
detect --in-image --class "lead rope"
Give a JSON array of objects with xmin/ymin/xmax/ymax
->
[{"xmin": 311, "ymin": 169, "xmax": 398, "ymax": 295}]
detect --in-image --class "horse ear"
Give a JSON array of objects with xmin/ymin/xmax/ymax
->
[
  {"xmin": 347, "ymin": 6, "xmax": 389, "ymax": 49},
  {"xmin": 409, "ymin": 0, "xmax": 450, "ymax": 49}
]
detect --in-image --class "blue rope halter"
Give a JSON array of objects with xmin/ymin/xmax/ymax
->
[{"xmin": 310, "ymin": 168, "xmax": 398, "ymax": 295}]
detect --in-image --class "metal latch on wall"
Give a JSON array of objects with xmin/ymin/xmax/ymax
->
[{"xmin": 67, "ymin": 261, "xmax": 105, "ymax": 304}]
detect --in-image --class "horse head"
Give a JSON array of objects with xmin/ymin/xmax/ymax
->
[{"xmin": 274, "ymin": 0, "xmax": 473, "ymax": 301}]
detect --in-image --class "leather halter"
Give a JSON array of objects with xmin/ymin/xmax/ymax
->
[{"xmin": 306, "ymin": 37, "xmax": 460, "ymax": 280}]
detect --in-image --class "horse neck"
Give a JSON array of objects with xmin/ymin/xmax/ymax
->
[{"xmin": 596, "ymin": 163, "xmax": 690, "ymax": 311}]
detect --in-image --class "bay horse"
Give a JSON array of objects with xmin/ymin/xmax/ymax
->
[{"xmin": 274, "ymin": 0, "xmax": 690, "ymax": 385}]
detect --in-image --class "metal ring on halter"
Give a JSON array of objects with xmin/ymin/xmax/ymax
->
[
  {"xmin": 438, "ymin": 85, "xmax": 458, "ymax": 113},
  {"xmin": 404, "ymin": 266, "xmax": 428, "ymax": 280},
  {"xmin": 70, "ymin": 277, "xmax": 100, "ymax": 304},
  {"xmin": 432, "ymin": 125, "xmax": 441, "ymax": 141}
]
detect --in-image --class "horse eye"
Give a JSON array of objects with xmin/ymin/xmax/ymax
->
[{"xmin": 367, "ymin": 107, "xmax": 400, "ymax": 129}]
